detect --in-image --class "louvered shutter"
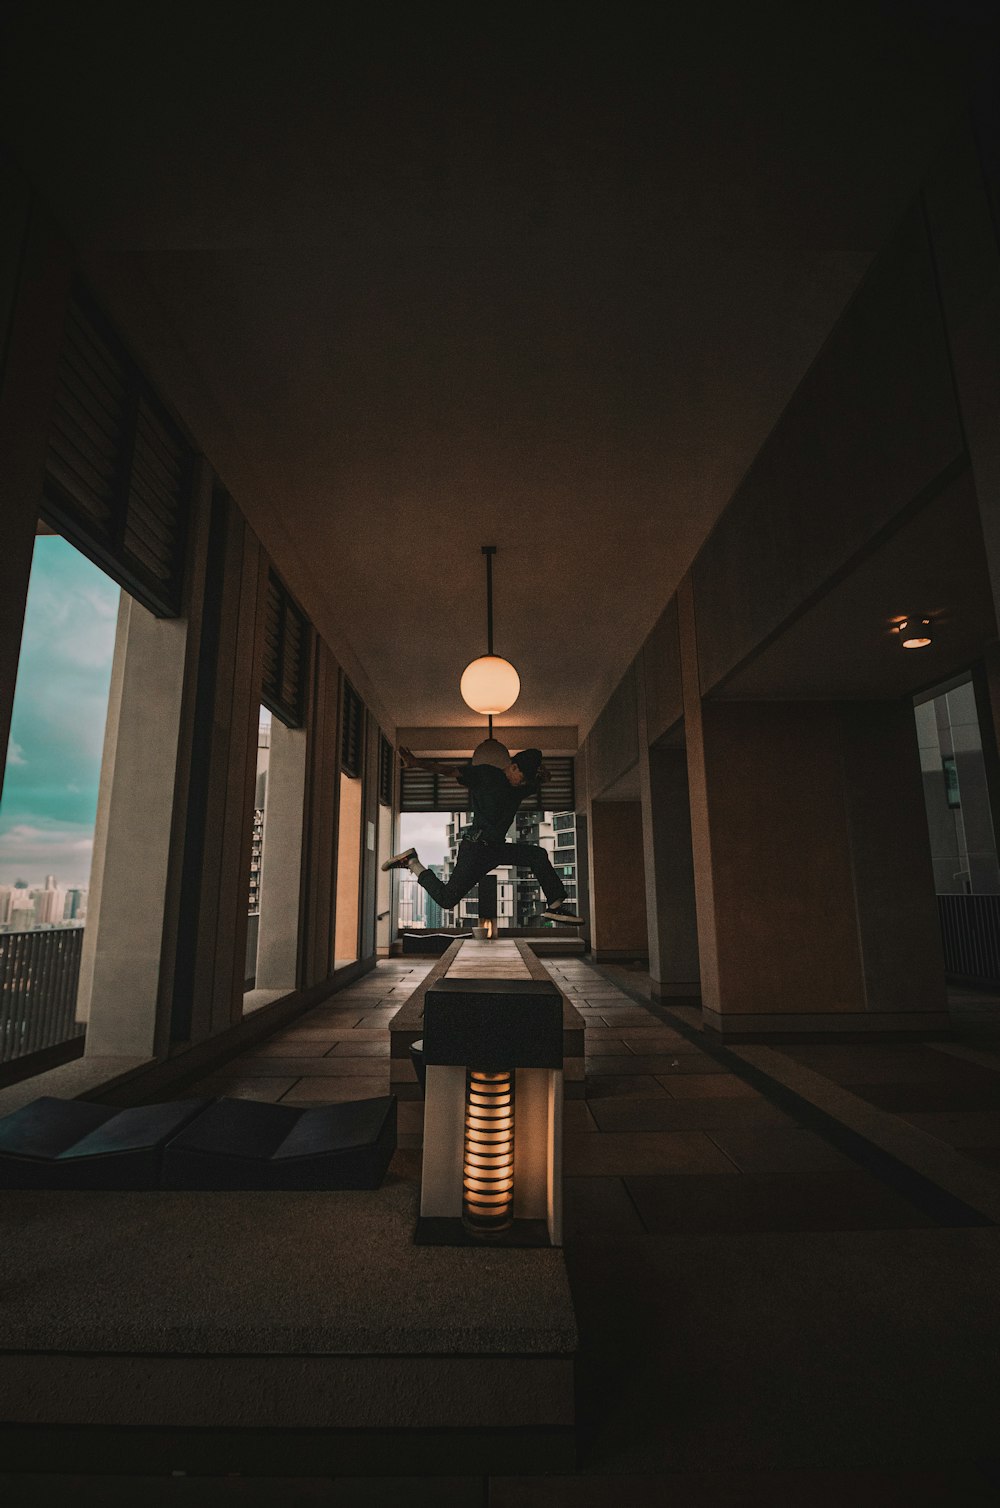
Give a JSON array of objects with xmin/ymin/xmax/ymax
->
[
  {"xmin": 43, "ymin": 289, "xmax": 192, "ymax": 616},
  {"xmin": 523, "ymin": 756, "xmax": 575, "ymax": 813},
  {"xmin": 378, "ymin": 733, "xmax": 394, "ymax": 807},
  {"xmin": 341, "ymin": 680, "xmax": 364, "ymax": 777},
  {"xmin": 399, "ymin": 756, "xmax": 575, "ymax": 813},
  {"xmin": 261, "ymin": 572, "xmax": 309, "ymax": 727}
]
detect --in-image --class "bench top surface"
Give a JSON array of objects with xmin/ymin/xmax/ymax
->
[
  {"xmin": 0, "ymin": 1179, "xmax": 577, "ymax": 1357},
  {"xmin": 389, "ymin": 940, "xmax": 585, "ymax": 1034}
]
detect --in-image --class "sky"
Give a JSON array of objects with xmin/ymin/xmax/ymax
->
[
  {"xmin": 398, "ymin": 812, "xmax": 450, "ymax": 868},
  {"xmin": 0, "ymin": 537, "xmax": 119, "ymax": 888}
]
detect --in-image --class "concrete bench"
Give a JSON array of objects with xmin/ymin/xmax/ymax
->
[
  {"xmin": 161, "ymin": 1095, "xmax": 397, "ymax": 1190},
  {"xmin": 0, "ymin": 1096, "xmax": 211, "ymax": 1189},
  {"xmin": 0, "ymin": 1094, "xmax": 397, "ymax": 1192},
  {"xmin": 390, "ymin": 939, "xmax": 585, "ymax": 1113}
]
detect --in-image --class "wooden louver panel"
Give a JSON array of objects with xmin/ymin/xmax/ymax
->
[
  {"xmin": 400, "ymin": 756, "xmax": 575, "ymax": 814},
  {"xmin": 261, "ymin": 571, "xmax": 309, "ymax": 728},
  {"xmin": 43, "ymin": 290, "xmax": 192, "ymax": 617},
  {"xmin": 341, "ymin": 680, "xmax": 364, "ymax": 778},
  {"xmin": 378, "ymin": 733, "xmax": 394, "ymax": 808}
]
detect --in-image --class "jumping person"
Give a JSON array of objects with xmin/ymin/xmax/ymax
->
[{"xmin": 382, "ymin": 747, "xmax": 583, "ymax": 924}]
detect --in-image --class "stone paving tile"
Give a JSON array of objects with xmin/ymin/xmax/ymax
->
[
  {"xmin": 585, "ymin": 1075, "xmax": 670, "ymax": 1099},
  {"xmin": 628, "ymin": 1170, "xmax": 939, "ymax": 1234},
  {"xmin": 563, "ymin": 1177, "xmax": 646, "ymax": 1239},
  {"xmin": 326, "ymin": 1028, "xmax": 392, "ymax": 1040},
  {"xmin": 587, "ymin": 1054, "xmax": 726, "ymax": 1077},
  {"xmin": 349, "ymin": 1008, "xmax": 403, "ymax": 1028},
  {"xmin": 564, "ymin": 1130, "xmax": 738, "ymax": 1176},
  {"xmin": 598, "ymin": 1011, "xmax": 670, "ymax": 1028},
  {"xmin": 584, "ymin": 1039, "xmax": 631, "ymax": 1055},
  {"xmin": 488, "ymin": 1465, "xmax": 999, "ymax": 1506},
  {"xmin": 328, "ymin": 1040, "xmax": 389, "ymax": 1056},
  {"xmin": 280, "ymin": 1076, "xmax": 389, "ymax": 1102},
  {"xmin": 296, "ymin": 1010, "xmax": 368, "ymax": 1028},
  {"xmin": 564, "ymin": 1100, "xmax": 600, "ymax": 1133},
  {"xmin": 233, "ymin": 1054, "xmax": 390, "ymax": 1076},
  {"xmin": 279, "ymin": 1026, "xmax": 350, "ymax": 1040},
  {"xmin": 704, "ymin": 1127, "xmax": 857, "ymax": 1174},
  {"xmin": 785, "ymin": 1044, "xmax": 1000, "ymax": 1085},
  {"xmin": 898, "ymin": 1109, "xmax": 1000, "ymax": 1147},
  {"xmin": 585, "ymin": 1026, "xmax": 649, "ymax": 1041},
  {"xmin": 659, "ymin": 1074, "xmax": 765, "ymax": 1099},
  {"xmin": 966, "ymin": 1147, "xmax": 1000, "ymax": 1169},
  {"xmin": 620, "ymin": 1031, "xmax": 690, "ymax": 1050},
  {"xmin": 2, "ymin": 1474, "xmax": 486, "ymax": 1507},
  {"xmin": 250, "ymin": 1039, "xmax": 334, "ymax": 1057},
  {"xmin": 588, "ymin": 1095, "xmax": 798, "ymax": 1133},
  {"xmin": 186, "ymin": 1076, "xmax": 300, "ymax": 1102},
  {"xmin": 847, "ymin": 1080, "xmax": 1000, "ymax": 1113}
]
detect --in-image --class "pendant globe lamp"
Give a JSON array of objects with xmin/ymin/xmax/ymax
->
[{"xmin": 460, "ymin": 546, "xmax": 520, "ymax": 733}]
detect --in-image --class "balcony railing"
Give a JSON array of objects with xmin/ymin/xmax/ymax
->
[
  {"xmin": 938, "ymin": 894, "xmax": 1000, "ymax": 986},
  {"xmin": 0, "ymin": 927, "xmax": 86, "ymax": 1064}
]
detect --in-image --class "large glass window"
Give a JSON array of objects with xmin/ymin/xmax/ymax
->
[{"xmin": 0, "ymin": 533, "xmax": 119, "ymax": 1064}]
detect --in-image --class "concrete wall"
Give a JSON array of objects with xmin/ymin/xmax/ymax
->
[
  {"xmin": 691, "ymin": 205, "xmax": 965, "ymax": 694},
  {"xmin": 578, "ymin": 136, "xmax": 1000, "ymax": 1036},
  {"xmin": 643, "ymin": 599, "xmax": 683, "ymax": 745},
  {"xmin": 0, "ymin": 205, "xmax": 383, "ymax": 1087},
  {"xmin": 586, "ymin": 663, "xmax": 638, "ymax": 799}
]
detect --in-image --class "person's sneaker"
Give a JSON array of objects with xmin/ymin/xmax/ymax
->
[
  {"xmin": 382, "ymin": 847, "xmax": 418, "ymax": 872},
  {"xmin": 542, "ymin": 901, "xmax": 583, "ymax": 925}
]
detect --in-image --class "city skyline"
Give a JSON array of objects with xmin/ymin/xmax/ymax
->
[{"xmin": 0, "ymin": 536, "xmax": 119, "ymax": 888}]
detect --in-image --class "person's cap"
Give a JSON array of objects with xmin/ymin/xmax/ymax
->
[
  {"xmin": 511, "ymin": 748, "xmax": 542, "ymax": 781},
  {"xmin": 472, "ymin": 738, "xmax": 511, "ymax": 768}
]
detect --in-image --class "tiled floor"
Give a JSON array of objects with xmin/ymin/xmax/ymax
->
[
  {"xmin": 187, "ymin": 961, "xmax": 431, "ymax": 1106},
  {"xmin": 163, "ymin": 953, "xmax": 1000, "ymax": 1503}
]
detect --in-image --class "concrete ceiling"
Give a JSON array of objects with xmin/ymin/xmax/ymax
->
[
  {"xmin": 713, "ymin": 466, "xmax": 998, "ymax": 702},
  {"xmin": 0, "ymin": 2, "xmax": 970, "ymax": 737}
]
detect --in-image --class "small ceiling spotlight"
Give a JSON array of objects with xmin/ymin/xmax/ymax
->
[{"xmin": 893, "ymin": 616, "xmax": 933, "ymax": 649}]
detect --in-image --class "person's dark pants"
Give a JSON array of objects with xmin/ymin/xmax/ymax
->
[{"xmin": 418, "ymin": 839, "xmax": 567, "ymax": 910}]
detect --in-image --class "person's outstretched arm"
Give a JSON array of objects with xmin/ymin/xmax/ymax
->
[{"xmin": 398, "ymin": 746, "xmax": 458, "ymax": 777}]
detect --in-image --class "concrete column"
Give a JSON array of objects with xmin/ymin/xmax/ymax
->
[
  {"xmin": 643, "ymin": 746, "xmax": 700, "ymax": 1002},
  {"xmin": 589, "ymin": 801, "xmax": 649, "ymax": 962},
  {"xmin": 79, "ymin": 596, "xmax": 189, "ymax": 1058},
  {"xmin": 637, "ymin": 643, "xmax": 699, "ymax": 1001},
  {"xmin": 678, "ymin": 574, "xmax": 722, "ymax": 1017},
  {"xmin": 685, "ymin": 692, "xmax": 948, "ymax": 1038},
  {"xmin": 254, "ymin": 718, "xmax": 307, "ymax": 991}
]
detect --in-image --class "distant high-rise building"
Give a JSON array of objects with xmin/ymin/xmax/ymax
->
[
  {"xmin": 0, "ymin": 886, "xmax": 12, "ymax": 925},
  {"xmin": 248, "ymin": 808, "xmax": 265, "ymax": 913},
  {"xmin": 33, "ymin": 884, "xmax": 65, "ymax": 926},
  {"xmin": 63, "ymin": 888, "xmax": 87, "ymax": 922},
  {"xmin": 9, "ymin": 894, "xmax": 36, "ymax": 929}
]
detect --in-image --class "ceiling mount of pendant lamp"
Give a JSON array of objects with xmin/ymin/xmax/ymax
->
[{"xmin": 460, "ymin": 545, "xmax": 521, "ymax": 725}]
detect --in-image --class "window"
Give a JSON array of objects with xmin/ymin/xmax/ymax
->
[
  {"xmin": 245, "ymin": 695, "xmax": 308, "ymax": 1006},
  {"xmin": 0, "ymin": 533, "xmax": 119, "ymax": 1064},
  {"xmin": 943, "ymin": 756, "xmax": 961, "ymax": 810}
]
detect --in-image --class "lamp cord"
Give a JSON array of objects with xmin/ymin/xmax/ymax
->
[{"xmin": 483, "ymin": 545, "xmax": 496, "ymax": 738}]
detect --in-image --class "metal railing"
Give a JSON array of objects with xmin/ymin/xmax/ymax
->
[
  {"xmin": 938, "ymin": 894, "xmax": 1000, "ymax": 986},
  {"xmin": 0, "ymin": 927, "xmax": 85, "ymax": 1064}
]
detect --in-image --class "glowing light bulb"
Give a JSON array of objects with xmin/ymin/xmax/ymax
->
[{"xmin": 460, "ymin": 656, "xmax": 521, "ymax": 715}]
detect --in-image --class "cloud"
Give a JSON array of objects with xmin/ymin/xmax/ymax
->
[
  {"xmin": 6, "ymin": 742, "xmax": 26, "ymax": 766},
  {"xmin": 0, "ymin": 819, "xmax": 94, "ymax": 887}
]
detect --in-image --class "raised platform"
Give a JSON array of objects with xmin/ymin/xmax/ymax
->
[
  {"xmin": 389, "ymin": 940, "xmax": 586, "ymax": 1110},
  {"xmin": 0, "ymin": 1176, "xmax": 577, "ymax": 1468}
]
